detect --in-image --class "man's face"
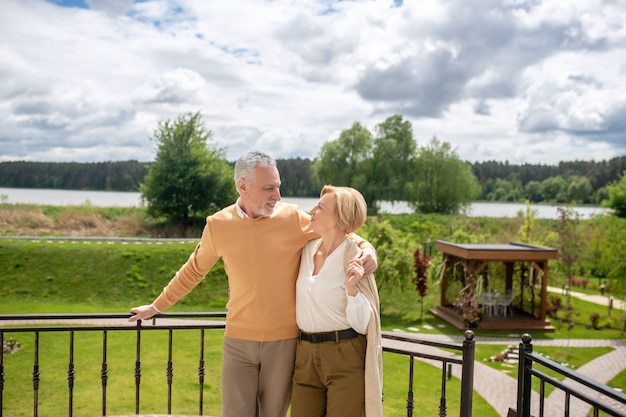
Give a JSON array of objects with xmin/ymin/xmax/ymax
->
[{"xmin": 238, "ymin": 165, "xmax": 281, "ymax": 218}]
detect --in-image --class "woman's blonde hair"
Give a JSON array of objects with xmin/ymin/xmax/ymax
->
[{"xmin": 320, "ymin": 185, "xmax": 367, "ymax": 234}]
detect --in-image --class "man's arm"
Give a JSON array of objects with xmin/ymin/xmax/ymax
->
[
  {"xmin": 129, "ymin": 219, "xmax": 221, "ymax": 322},
  {"xmin": 347, "ymin": 233, "xmax": 378, "ymax": 275}
]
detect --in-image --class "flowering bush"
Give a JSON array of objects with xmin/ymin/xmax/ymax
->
[
  {"xmin": 3, "ymin": 339, "xmax": 23, "ymax": 354},
  {"xmin": 454, "ymin": 289, "xmax": 482, "ymax": 327}
]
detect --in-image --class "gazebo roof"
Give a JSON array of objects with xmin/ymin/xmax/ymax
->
[{"xmin": 435, "ymin": 240, "xmax": 558, "ymax": 262}]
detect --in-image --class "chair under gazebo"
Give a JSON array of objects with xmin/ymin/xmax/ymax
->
[{"xmin": 431, "ymin": 240, "xmax": 559, "ymax": 331}]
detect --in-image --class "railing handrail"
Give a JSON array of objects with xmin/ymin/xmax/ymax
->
[
  {"xmin": 1, "ymin": 312, "xmax": 475, "ymax": 417},
  {"xmin": 525, "ymin": 349, "xmax": 626, "ymax": 404},
  {"xmin": 382, "ymin": 330, "xmax": 468, "ymax": 353},
  {"xmin": 517, "ymin": 332, "xmax": 626, "ymax": 417},
  {"xmin": 0, "ymin": 312, "xmax": 227, "ymax": 321}
]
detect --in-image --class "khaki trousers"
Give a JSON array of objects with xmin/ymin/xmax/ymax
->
[
  {"xmin": 221, "ymin": 336, "xmax": 297, "ymax": 417},
  {"xmin": 291, "ymin": 335, "xmax": 366, "ymax": 417}
]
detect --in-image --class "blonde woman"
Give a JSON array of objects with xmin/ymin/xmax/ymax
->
[{"xmin": 292, "ymin": 185, "xmax": 383, "ymax": 417}]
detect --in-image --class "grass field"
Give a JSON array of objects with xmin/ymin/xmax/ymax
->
[
  {"xmin": 1, "ymin": 205, "xmax": 624, "ymax": 416},
  {"xmin": 2, "ymin": 324, "xmax": 506, "ymax": 417}
]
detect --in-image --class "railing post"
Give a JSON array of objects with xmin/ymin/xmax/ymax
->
[
  {"xmin": 167, "ymin": 329, "xmax": 174, "ymax": 415},
  {"xmin": 407, "ymin": 355, "xmax": 415, "ymax": 417},
  {"xmin": 101, "ymin": 330, "xmax": 108, "ymax": 417},
  {"xmin": 439, "ymin": 361, "xmax": 448, "ymax": 417},
  {"xmin": 68, "ymin": 331, "xmax": 75, "ymax": 417},
  {"xmin": 134, "ymin": 321, "xmax": 142, "ymax": 415},
  {"xmin": 1, "ymin": 331, "xmax": 4, "ymax": 417},
  {"xmin": 198, "ymin": 329, "xmax": 206, "ymax": 416},
  {"xmin": 517, "ymin": 333, "xmax": 533, "ymax": 417},
  {"xmin": 33, "ymin": 332, "xmax": 40, "ymax": 417},
  {"xmin": 460, "ymin": 330, "xmax": 475, "ymax": 417}
]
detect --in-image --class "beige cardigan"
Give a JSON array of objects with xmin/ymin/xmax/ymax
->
[{"xmin": 344, "ymin": 240, "xmax": 384, "ymax": 417}]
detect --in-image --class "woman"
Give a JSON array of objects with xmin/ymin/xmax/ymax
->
[{"xmin": 291, "ymin": 185, "xmax": 383, "ymax": 417}]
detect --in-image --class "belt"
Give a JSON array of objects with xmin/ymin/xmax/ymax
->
[{"xmin": 299, "ymin": 328, "xmax": 360, "ymax": 343}]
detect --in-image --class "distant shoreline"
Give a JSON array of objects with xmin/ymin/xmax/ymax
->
[{"xmin": 0, "ymin": 187, "xmax": 611, "ymax": 219}]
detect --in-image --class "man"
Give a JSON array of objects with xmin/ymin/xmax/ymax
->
[{"xmin": 129, "ymin": 151, "xmax": 377, "ymax": 417}]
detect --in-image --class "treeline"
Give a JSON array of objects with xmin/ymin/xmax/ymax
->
[
  {"xmin": 474, "ymin": 157, "xmax": 626, "ymax": 204},
  {"xmin": 0, "ymin": 160, "xmax": 149, "ymax": 192},
  {"xmin": 0, "ymin": 158, "xmax": 319, "ymax": 197},
  {"xmin": 473, "ymin": 158, "xmax": 626, "ymax": 189},
  {"xmin": 1, "ymin": 156, "xmax": 625, "ymax": 202}
]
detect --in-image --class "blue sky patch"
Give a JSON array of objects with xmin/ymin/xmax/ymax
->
[{"xmin": 46, "ymin": 0, "xmax": 90, "ymax": 9}]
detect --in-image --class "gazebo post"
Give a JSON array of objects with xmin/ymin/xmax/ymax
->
[
  {"xmin": 505, "ymin": 262, "xmax": 513, "ymax": 294},
  {"xmin": 440, "ymin": 254, "xmax": 449, "ymax": 307},
  {"xmin": 539, "ymin": 261, "xmax": 548, "ymax": 321}
]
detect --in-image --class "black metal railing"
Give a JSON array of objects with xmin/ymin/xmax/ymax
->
[
  {"xmin": 515, "ymin": 333, "xmax": 626, "ymax": 417},
  {"xmin": 1, "ymin": 313, "xmax": 476, "ymax": 417},
  {"xmin": 1, "ymin": 313, "xmax": 226, "ymax": 417},
  {"xmin": 382, "ymin": 330, "xmax": 475, "ymax": 417}
]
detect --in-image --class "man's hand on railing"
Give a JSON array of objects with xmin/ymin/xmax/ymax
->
[{"xmin": 128, "ymin": 304, "xmax": 159, "ymax": 322}]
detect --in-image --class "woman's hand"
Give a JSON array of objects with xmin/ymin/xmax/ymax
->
[{"xmin": 345, "ymin": 258, "xmax": 365, "ymax": 297}]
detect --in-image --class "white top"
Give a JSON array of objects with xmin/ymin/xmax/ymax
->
[{"xmin": 296, "ymin": 238, "xmax": 372, "ymax": 334}]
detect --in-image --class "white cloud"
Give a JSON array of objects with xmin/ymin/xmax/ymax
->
[{"xmin": 0, "ymin": 0, "xmax": 625, "ymax": 164}]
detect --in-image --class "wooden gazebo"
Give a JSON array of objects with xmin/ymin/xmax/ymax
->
[{"xmin": 431, "ymin": 240, "xmax": 558, "ymax": 331}]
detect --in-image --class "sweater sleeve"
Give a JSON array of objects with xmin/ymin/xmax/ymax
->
[{"xmin": 153, "ymin": 217, "xmax": 221, "ymax": 312}]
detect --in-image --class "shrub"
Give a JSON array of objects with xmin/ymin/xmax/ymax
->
[
  {"xmin": 2, "ymin": 339, "xmax": 23, "ymax": 354},
  {"xmin": 547, "ymin": 296, "xmax": 562, "ymax": 318}
]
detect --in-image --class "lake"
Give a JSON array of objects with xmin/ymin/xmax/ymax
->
[{"xmin": 0, "ymin": 187, "xmax": 610, "ymax": 219}]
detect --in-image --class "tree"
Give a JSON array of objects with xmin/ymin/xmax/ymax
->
[
  {"xmin": 566, "ymin": 175, "xmax": 593, "ymax": 204},
  {"xmin": 486, "ymin": 178, "xmax": 523, "ymax": 201},
  {"xmin": 276, "ymin": 158, "xmax": 318, "ymax": 197},
  {"xmin": 411, "ymin": 246, "xmax": 431, "ymax": 321},
  {"xmin": 524, "ymin": 180, "xmax": 542, "ymax": 203},
  {"xmin": 360, "ymin": 219, "xmax": 414, "ymax": 292},
  {"xmin": 540, "ymin": 176, "xmax": 567, "ymax": 203},
  {"xmin": 313, "ymin": 122, "xmax": 373, "ymax": 205},
  {"xmin": 369, "ymin": 115, "xmax": 418, "ymax": 205},
  {"xmin": 603, "ymin": 171, "xmax": 626, "ymax": 218},
  {"xmin": 518, "ymin": 200, "xmax": 538, "ymax": 243},
  {"xmin": 409, "ymin": 137, "xmax": 481, "ymax": 214},
  {"xmin": 140, "ymin": 112, "xmax": 236, "ymax": 226},
  {"xmin": 555, "ymin": 206, "xmax": 581, "ymax": 350}
]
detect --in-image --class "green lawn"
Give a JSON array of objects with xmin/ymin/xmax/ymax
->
[
  {"xmin": 1, "ymin": 238, "xmax": 623, "ymax": 416},
  {"xmin": 2, "ymin": 325, "xmax": 501, "ymax": 417},
  {"xmin": 2, "ymin": 329, "xmax": 224, "ymax": 417}
]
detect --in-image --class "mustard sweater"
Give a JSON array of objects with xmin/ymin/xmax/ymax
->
[{"xmin": 153, "ymin": 202, "xmax": 314, "ymax": 341}]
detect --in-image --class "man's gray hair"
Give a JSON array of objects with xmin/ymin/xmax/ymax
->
[{"xmin": 234, "ymin": 151, "xmax": 277, "ymax": 183}]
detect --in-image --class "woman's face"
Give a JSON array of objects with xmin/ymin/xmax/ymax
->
[{"xmin": 309, "ymin": 192, "xmax": 338, "ymax": 234}]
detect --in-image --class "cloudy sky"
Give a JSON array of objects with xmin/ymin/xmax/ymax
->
[{"xmin": 1, "ymin": 0, "xmax": 625, "ymax": 165}]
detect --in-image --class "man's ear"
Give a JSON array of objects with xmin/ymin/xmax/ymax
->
[{"xmin": 237, "ymin": 178, "xmax": 247, "ymax": 193}]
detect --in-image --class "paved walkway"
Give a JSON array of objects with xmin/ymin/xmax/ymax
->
[{"xmin": 547, "ymin": 285, "xmax": 626, "ymax": 312}]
